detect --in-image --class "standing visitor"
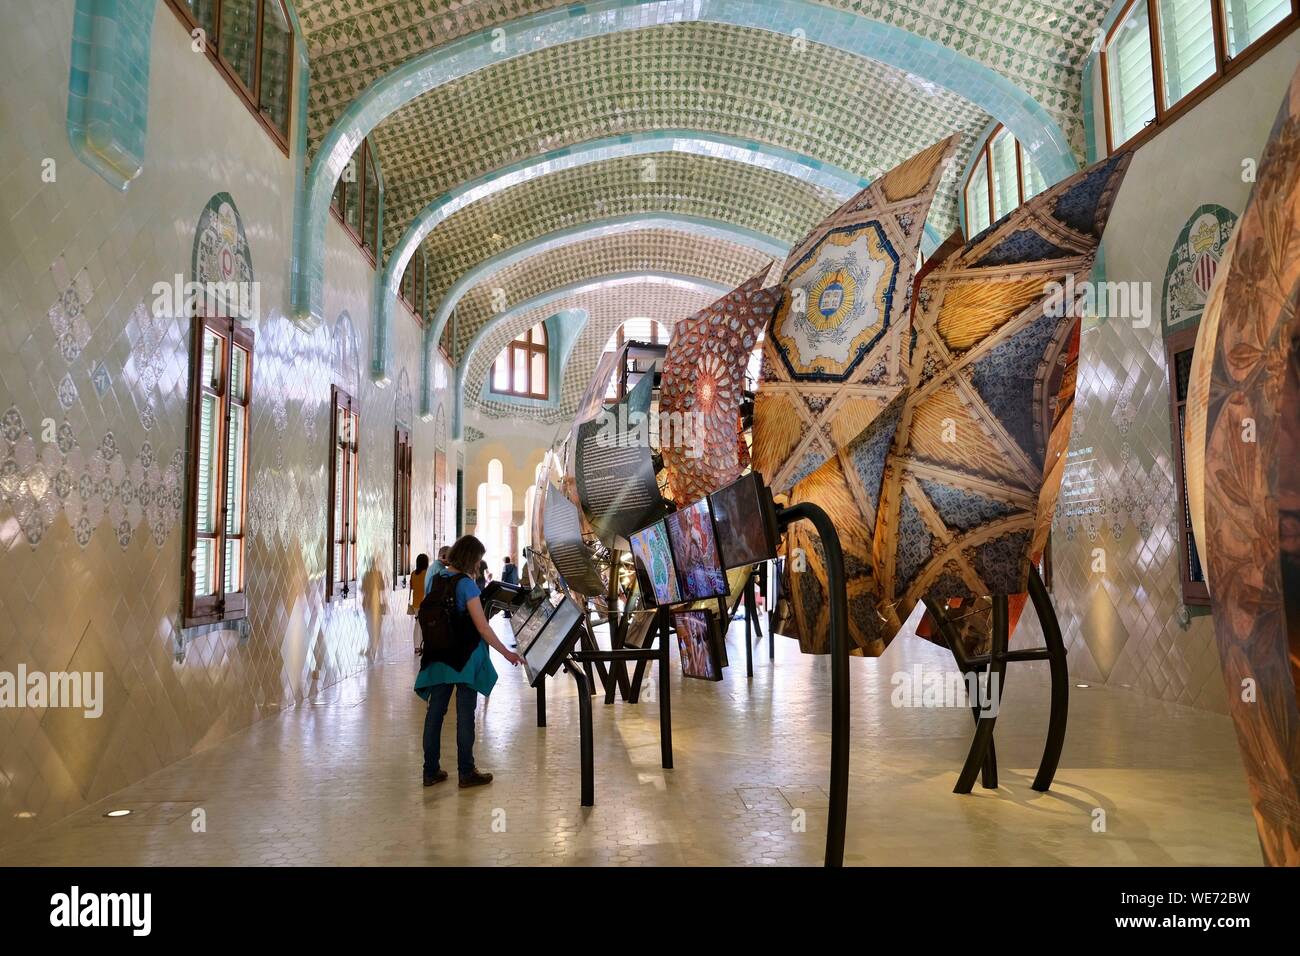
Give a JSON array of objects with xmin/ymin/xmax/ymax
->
[
  {"xmin": 415, "ymin": 535, "xmax": 520, "ymax": 789},
  {"xmin": 501, "ymin": 555, "xmax": 519, "ymax": 619},
  {"xmin": 424, "ymin": 545, "xmax": 451, "ymax": 598},
  {"xmin": 408, "ymin": 553, "xmax": 430, "ymax": 656}
]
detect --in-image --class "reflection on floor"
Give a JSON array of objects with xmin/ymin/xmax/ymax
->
[{"xmin": 0, "ymin": 610, "xmax": 1261, "ymax": 866}]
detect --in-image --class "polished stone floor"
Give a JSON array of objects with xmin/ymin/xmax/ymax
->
[{"xmin": 0, "ymin": 610, "xmax": 1263, "ymax": 866}]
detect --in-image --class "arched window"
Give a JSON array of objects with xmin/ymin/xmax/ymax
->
[
  {"xmin": 474, "ymin": 459, "xmax": 515, "ymax": 573},
  {"xmin": 491, "ymin": 322, "xmax": 548, "ymax": 399},
  {"xmin": 603, "ymin": 319, "xmax": 671, "ymax": 399},
  {"xmin": 1100, "ymin": 0, "xmax": 1296, "ymax": 153},
  {"xmin": 962, "ymin": 124, "xmax": 1048, "ymax": 237}
]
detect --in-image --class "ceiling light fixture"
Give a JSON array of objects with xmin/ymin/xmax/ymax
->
[{"xmin": 103, "ymin": 809, "xmax": 132, "ymax": 818}]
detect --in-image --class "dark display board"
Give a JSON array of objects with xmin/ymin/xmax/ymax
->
[
  {"xmin": 628, "ymin": 519, "xmax": 681, "ymax": 606},
  {"xmin": 673, "ymin": 609, "xmax": 724, "ymax": 681},
  {"xmin": 542, "ymin": 484, "xmax": 606, "ymax": 596},
  {"xmin": 708, "ymin": 472, "xmax": 779, "ymax": 569},
  {"xmin": 522, "ymin": 596, "xmax": 585, "ymax": 687},
  {"xmin": 664, "ymin": 497, "xmax": 729, "ymax": 601},
  {"xmin": 511, "ymin": 595, "xmax": 552, "ymax": 652},
  {"xmin": 574, "ymin": 372, "xmax": 666, "ymax": 542}
]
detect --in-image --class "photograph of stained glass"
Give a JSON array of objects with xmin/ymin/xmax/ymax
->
[
  {"xmin": 664, "ymin": 497, "xmax": 728, "ymax": 601},
  {"xmin": 629, "ymin": 519, "xmax": 681, "ymax": 605}
]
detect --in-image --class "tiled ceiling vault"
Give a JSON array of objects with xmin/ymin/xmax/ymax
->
[
  {"xmin": 373, "ymin": 22, "xmax": 990, "ymax": 247},
  {"xmin": 464, "ymin": 280, "xmax": 722, "ymax": 424},
  {"xmin": 451, "ymin": 228, "xmax": 772, "ymax": 361},
  {"xmin": 294, "ymin": 0, "xmax": 1111, "ymax": 417},
  {"xmin": 298, "ymin": 0, "xmax": 1106, "ymax": 157}
]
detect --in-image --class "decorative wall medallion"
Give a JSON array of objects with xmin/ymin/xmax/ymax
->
[
  {"xmin": 1162, "ymin": 203, "xmax": 1237, "ymax": 334},
  {"xmin": 191, "ymin": 192, "xmax": 254, "ymax": 307}
]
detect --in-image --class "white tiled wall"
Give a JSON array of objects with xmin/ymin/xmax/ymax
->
[{"xmin": 0, "ymin": 0, "xmax": 451, "ymax": 846}]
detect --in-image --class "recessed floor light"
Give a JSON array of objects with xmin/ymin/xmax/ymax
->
[{"xmin": 103, "ymin": 809, "xmax": 132, "ymax": 818}]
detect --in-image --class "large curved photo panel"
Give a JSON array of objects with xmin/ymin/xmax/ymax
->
[
  {"xmin": 752, "ymin": 136, "xmax": 957, "ymax": 495},
  {"xmin": 872, "ymin": 149, "xmax": 1134, "ymax": 652},
  {"xmin": 1192, "ymin": 64, "xmax": 1300, "ymax": 867},
  {"xmin": 660, "ymin": 267, "xmax": 778, "ymax": 506}
]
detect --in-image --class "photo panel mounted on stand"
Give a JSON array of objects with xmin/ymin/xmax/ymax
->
[{"xmin": 518, "ymin": 595, "xmax": 586, "ymax": 689}]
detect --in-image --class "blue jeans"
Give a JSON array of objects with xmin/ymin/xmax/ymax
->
[{"xmin": 423, "ymin": 682, "xmax": 477, "ymax": 776}]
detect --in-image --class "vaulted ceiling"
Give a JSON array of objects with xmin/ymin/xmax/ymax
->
[{"xmin": 294, "ymin": 0, "xmax": 1113, "ymax": 424}]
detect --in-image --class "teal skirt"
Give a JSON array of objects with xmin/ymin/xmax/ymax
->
[{"xmin": 414, "ymin": 640, "xmax": 498, "ymax": 700}]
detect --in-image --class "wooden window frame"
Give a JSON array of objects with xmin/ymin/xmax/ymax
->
[
  {"xmin": 399, "ymin": 250, "xmax": 425, "ymax": 325},
  {"xmin": 1165, "ymin": 326, "xmax": 1211, "ymax": 605},
  {"xmin": 963, "ymin": 123, "xmax": 1046, "ymax": 236},
  {"xmin": 1101, "ymin": 0, "xmax": 1299, "ymax": 155},
  {"xmin": 163, "ymin": 0, "xmax": 294, "ymax": 155},
  {"xmin": 328, "ymin": 386, "xmax": 360, "ymax": 602},
  {"xmin": 393, "ymin": 427, "xmax": 413, "ymax": 588},
  {"xmin": 329, "ymin": 139, "xmax": 380, "ymax": 267},
  {"xmin": 490, "ymin": 323, "xmax": 550, "ymax": 399},
  {"xmin": 184, "ymin": 315, "xmax": 253, "ymax": 627}
]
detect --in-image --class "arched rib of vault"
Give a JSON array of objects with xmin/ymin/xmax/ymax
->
[
  {"xmin": 449, "ymin": 227, "xmax": 773, "ymax": 363},
  {"xmin": 294, "ymin": 0, "xmax": 1077, "ymax": 331},
  {"xmin": 373, "ymin": 129, "xmax": 888, "ymax": 384},
  {"xmin": 420, "ymin": 214, "xmax": 788, "ymax": 419},
  {"xmin": 456, "ymin": 274, "xmax": 729, "ymax": 435},
  {"xmin": 422, "ymin": 151, "xmax": 840, "ymax": 352}
]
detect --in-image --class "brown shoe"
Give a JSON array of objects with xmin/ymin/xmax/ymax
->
[
  {"xmin": 458, "ymin": 769, "xmax": 493, "ymax": 789},
  {"xmin": 423, "ymin": 770, "xmax": 448, "ymax": 787}
]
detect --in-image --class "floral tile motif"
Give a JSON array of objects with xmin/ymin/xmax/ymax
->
[{"xmin": 0, "ymin": 407, "xmax": 181, "ymax": 550}]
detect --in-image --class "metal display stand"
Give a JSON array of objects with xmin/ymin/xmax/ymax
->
[
  {"xmin": 566, "ymin": 605, "xmax": 675, "ymax": 805},
  {"xmin": 921, "ymin": 565, "xmax": 1068, "ymax": 795},
  {"xmin": 772, "ymin": 500, "xmax": 850, "ymax": 869}
]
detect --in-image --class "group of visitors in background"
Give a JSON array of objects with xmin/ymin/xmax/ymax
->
[{"xmin": 405, "ymin": 538, "xmax": 523, "ymax": 791}]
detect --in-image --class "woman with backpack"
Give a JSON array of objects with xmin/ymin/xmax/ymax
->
[{"xmin": 415, "ymin": 535, "xmax": 521, "ymax": 789}]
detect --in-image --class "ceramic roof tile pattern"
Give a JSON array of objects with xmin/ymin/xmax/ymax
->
[
  {"xmin": 371, "ymin": 22, "xmax": 989, "ymax": 246},
  {"xmin": 298, "ymin": 1, "xmax": 1106, "ymax": 157},
  {"xmin": 452, "ymin": 228, "xmax": 770, "ymax": 359},
  {"xmin": 418, "ymin": 152, "xmax": 838, "ymax": 324},
  {"xmin": 466, "ymin": 281, "xmax": 719, "ymax": 423}
]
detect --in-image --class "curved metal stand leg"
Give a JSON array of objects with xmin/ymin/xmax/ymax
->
[
  {"xmin": 1028, "ymin": 566, "xmax": 1068, "ymax": 792},
  {"xmin": 563, "ymin": 661, "xmax": 594, "ymax": 807},
  {"xmin": 923, "ymin": 599, "xmax": 998, "ymax": 789},
  {"xmin": 953, "ymin": 595, "xmax": 1008, "ymax": 795},
  {"xmin": 776, "ymin": 502, "xmax": 848, "ymax": 868}
]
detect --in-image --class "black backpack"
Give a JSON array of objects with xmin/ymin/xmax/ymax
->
[{"xmin": 418, "ymin": 573, "xmax": 477, "ymax": 671}]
